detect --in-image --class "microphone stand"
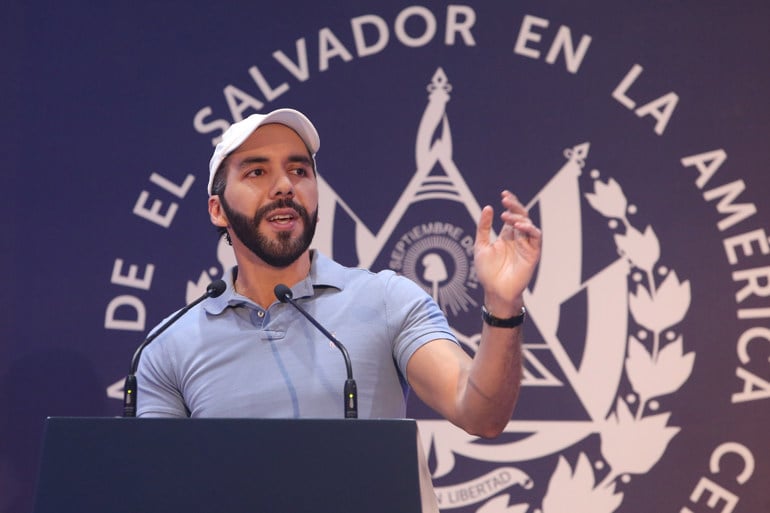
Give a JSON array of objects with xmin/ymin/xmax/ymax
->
[
  {"xmin": 274, "ymin": 284, "xmax": 358, "ymax": 418},
  {"xmin": 122, "ymin": 280, "xmax": 226, "ymax": 417}
]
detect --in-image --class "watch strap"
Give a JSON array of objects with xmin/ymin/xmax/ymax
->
[{"xmin": 481, "ymin": 305, "xmax": 526, "ymax": 328}]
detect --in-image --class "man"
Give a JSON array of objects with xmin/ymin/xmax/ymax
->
[{"xmin": 137, "ymin": 108, "xmax": 541, "ymax": 439}]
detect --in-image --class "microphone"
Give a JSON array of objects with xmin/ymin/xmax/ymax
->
[
  {"xmin": 274, "ymin": 284, "xmax": 358, "ymax": 419},
  {"xmin": 122, "ymin": 279, "xmax": 227, "ymax": 417}
]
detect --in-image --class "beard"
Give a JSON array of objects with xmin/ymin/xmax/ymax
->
[{"xmin": 220, "ymin": 195, "xmax": 318, "ymax": 268}]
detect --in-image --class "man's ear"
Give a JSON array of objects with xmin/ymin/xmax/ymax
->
[{"xmin": 208, "ymin": 195, "xmax": 228, "ymax": 228}]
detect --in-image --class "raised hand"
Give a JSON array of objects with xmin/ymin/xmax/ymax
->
[{"xmin": 474, "ymin": 190, "xmax": 542, "ymax": 316}]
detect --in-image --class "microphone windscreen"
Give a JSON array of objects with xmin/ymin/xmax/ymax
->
[
  {"xmin": 207, "ymin": 279, "xmax": 227, "ymax": 298},
  {"xmin": 274, "ymin": 284, "xmax": 293, "ymax": 302}
]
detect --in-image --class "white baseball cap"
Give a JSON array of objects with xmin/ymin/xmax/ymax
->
[{"xmin": 207, "ymin": 108, "xmax": 320, "ymax": 195}]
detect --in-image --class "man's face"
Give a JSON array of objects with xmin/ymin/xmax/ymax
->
[{"xmin": 211, "ymin": 123, "xmax": 319, "ymax": 268}]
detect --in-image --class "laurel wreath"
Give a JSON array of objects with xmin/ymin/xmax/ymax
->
[{"xmin": 533, "ymin": 173, "xmax": 695, "ymax": 513}]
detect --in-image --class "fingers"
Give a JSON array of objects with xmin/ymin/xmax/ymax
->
[
  {"xmin": 508, "ymin": 216, "xmax": 543, "ymax": 250},
  {"xmin": 478, "ymin": 191, "xmax": 542, "ymax": 248},
  {"xmin": 499, "ymin": 190, "xmax": 542, "ymax": 246},
  {"xmin": 476, "ymin": 205, "xmax": 494, "ymax": 247},
  {"xmin": 500, "ymin": 190, "xmax": 527, "ymax": 216},
  {"xmin": 499, "ymin": 191, "xmax": 527, "ymax": 238}
]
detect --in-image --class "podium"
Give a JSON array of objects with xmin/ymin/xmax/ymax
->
[{"xmin": 33, "ymin": 417, "xmax": 438, "ymax": 513}]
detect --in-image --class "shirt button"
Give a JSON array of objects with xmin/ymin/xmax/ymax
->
[{"xmin": 257, "ymin": 310, "xmax": 265, "ymax": 318}]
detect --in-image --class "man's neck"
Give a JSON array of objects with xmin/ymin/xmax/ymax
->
[{"xmin": 233, "ymin": 250, "xmax": 313, "ymax": 308}]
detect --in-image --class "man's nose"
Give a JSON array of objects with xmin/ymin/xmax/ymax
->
[{"xmin": 271, "ymin": 172, "xmax": 294, "ymax": 197}]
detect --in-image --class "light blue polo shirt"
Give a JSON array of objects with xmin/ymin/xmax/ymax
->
[{"xmin": 136, "ymin": 251, "xmax": 458, "ymax": 419}]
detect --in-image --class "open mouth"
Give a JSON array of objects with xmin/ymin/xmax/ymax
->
[
  {"xmin": 269, "ymin": 214, "xmax": 295, "ymax": 223},
  {"xmin": 266, "ymin": 209, "xmax": 299, "ymax": 228}
]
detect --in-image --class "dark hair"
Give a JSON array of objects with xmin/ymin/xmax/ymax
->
[
  {"xmin": 210, "ymin": 158, "xmax": 229, "ymax": 197},
  {"xmin": 211, "ymin": 158, "xmax": 229, "ymax": 239}
]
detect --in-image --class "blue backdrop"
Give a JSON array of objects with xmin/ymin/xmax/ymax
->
[{"xmin": 3, "ymin": 1, "xmax": 769, "ymax": 512}]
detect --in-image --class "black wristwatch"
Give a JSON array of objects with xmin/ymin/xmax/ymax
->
[{"xmin": 481, "ymin": 305, "xmax": 527, "ymax": 328}]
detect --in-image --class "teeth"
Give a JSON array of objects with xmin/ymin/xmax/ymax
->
[{"xmin": 269, "ymin": 215, "xmax": 293, "ymax": 222}]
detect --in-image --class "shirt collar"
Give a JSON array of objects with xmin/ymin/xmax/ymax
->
[{"xmin": 202, "ymin": 250, "xmax": 347, "ymax": 315}]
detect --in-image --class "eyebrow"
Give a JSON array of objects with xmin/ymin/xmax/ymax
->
[{"xmin": 238, "ymin": 154, "xmax": 313, "ymax": 169}]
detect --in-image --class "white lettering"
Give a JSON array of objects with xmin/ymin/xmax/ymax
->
[
  {"xmin": 681, "ymin": 149, "xmax": 728, "ymax": 189},
  {"xmin": 192, "ymin": 107, "xmax": 230, "ymax": 147},
  {"xmin": 612, "ymin": 63, "xmax": 642, "ymax": 109},
  {"xmin": 514, "ymin": 15, "xmax": 549, "ymax": 59},
  {"xmin": 634, "ymin": 91, "xmax": 679, "ymax": 135},
  {"xmin": 684, "ymin": 477, "xmax": 739, "ymax": 513},
  {"xmin": 133, "ymin": 190, "xmax": 179, "ymax": 228},
  {"xmin": 514, "ymin": 15, "xmax": 591, "ymax": 72},
  {"xmin": 195, "ymin": 6, "xmax": 480, "ymax": 127},
  {"xmin": 110, "ymin": 259, "xmax": 155, "ymax": 290},
  {"xmin": 223, "ymin": 84, "xmax": 264, "ymax": 122},
  {"xmin": 150, "ymin": 173, "xmax": 195, "ymax": 199},
  {"xmin": 613, "ymin": 64, "xmax": 678, "ymax": 134},
  {"xmin": 273, "ymin": 39, "xmax": 310, "ymax": 81},
  {"xmin": 544, "ymin": 25, "xmax": 591, "ymax": 73},
  {"xmin": 461, "ymin": 234, "xmax": 474, "ymax": 256},
  {"xmin": 682, "ymin": 442, "xmax": 755, "ymax": 513},
  {"xmin": 737, "ymin": 327, "xmax": 770, "ymax": 365},
  {"xmin": 732, "ymin": 367, "xmax": 770, "ymax": 403},
  {"xmin": 732, "ymin": 266, "xmax": 770, "ymax": 303},
  {"xmin": 711, "ymin": 442, "xmax": 755, "ymax": 485},
  {"xmin": 737, "ymin": 307, "xmax": 770, "ymax": 319},
  {"xmin": 703, "ymin": 180, "xmax": 757, "ymax": 231},
  {"xmin": 394, "ymin": 6, "xmax": 437, "ymax": 47},
  {"xmin": 133, "ymin": 173, "xmax": 194, "ymax": 227},
  {"xmin": 248, "ymin": 65, "xmax": 289, "ymax": 101},
  {"xmin": 351, "ymin": 14, "xmax": 389, "ymax": 57},
  {"xmin": 723, "ymin": 228, "xmax": 770, "ymax": 265},
  {"xmin": 445, "ymin": 5, "xmax": 476, "ymax": 45},
  {"xmin": 104, "ymin": 295, "xmax": 146, "ymax": 331},
  {"xmin": 318, "ymin": 27, "xmax": 354, "ymax": 71}
]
